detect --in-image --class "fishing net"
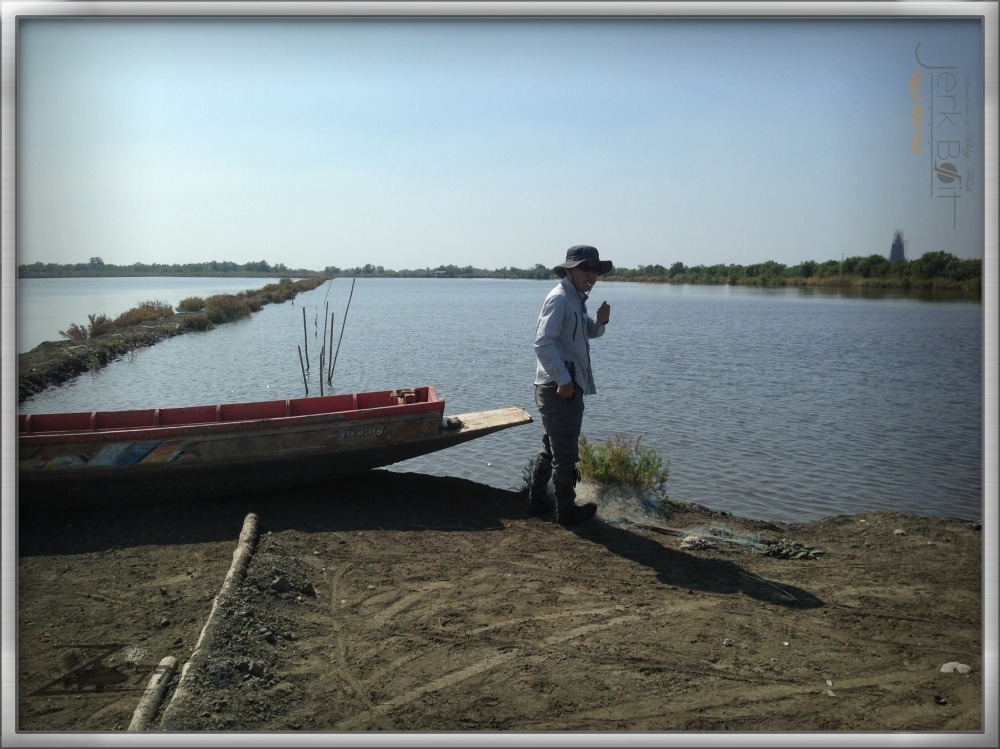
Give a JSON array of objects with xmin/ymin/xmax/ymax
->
[{"xmin": 583, "ymin": 483, "xmax": 824, "ymax": 559}]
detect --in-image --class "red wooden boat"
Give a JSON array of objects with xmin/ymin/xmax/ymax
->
[{"xmin": 18, "ymin": 386, "xmax": 532, "ymax": 510}]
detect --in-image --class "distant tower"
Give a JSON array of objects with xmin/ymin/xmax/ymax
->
[{"xmin": 889, "ymin": 230, "xmax": 907, "ymax": 262}]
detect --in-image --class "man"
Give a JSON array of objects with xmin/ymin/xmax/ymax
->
[{"xmin": 529, "ymin": 244, "xmax": 613, "ymax": 526}]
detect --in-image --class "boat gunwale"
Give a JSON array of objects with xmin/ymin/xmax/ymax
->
[{"xmin": 19, "ymin": 387, "xmax": 443, "ymax": 445}]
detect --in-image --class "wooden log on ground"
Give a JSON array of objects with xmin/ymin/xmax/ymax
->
[
  {"xmin": 127, "ymin": 655, "xmax": 178, "ymax": 732},
  {"xmin": 157, "ymin": 513, "xmax": 259, "ymax": 729}
]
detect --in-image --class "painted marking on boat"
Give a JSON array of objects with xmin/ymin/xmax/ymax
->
[
  {"xmin": 24, "ymin": 454, "xmax": 89, "ymax": 471},
  {"xmin": 333, "ymin": 425, "xmax": 387, "ymax": 440},
  {"xmin": 140, "ymin": 440, "xmax": 188, "ymax": 465},
  {"xmin": 88, "ymin": 440, "xmax": 163, "ymax": 467}
]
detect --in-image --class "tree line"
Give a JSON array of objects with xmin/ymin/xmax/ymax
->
[
  {"xmin": 17, "ymin": 257, "xmax": 311, "ymax": 278},
  {"xmin": 607, "ymin": 252, "xmax": 981, "ymax": 291},
  {"xmin": 323, "ymin": 252, "xmax": 981, "ymax": 292},
  {"xmin": 18, "ymin": 251, "xmax": 981, "ymax": 293}
]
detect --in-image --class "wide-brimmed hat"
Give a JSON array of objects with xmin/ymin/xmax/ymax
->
[{"xmin": 553, "ymin": 245, "xmax": 613, "ymax": 278}]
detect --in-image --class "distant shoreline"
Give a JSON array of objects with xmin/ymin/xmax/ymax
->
[
  {"xmin": 16, "ymin": 250, "xmax": 983, "ymax": 294},
  {"xmin": 15, "ymin": 272, "xmax": 983, "ymax": 296}
]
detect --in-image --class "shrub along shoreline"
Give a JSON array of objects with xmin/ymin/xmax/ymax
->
[{"xmin": 17, "ymin": 277, "xmax": 325, "ymax": 404}]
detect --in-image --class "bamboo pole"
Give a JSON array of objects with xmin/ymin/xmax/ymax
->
[
  {"xmin": 298, "ymin": 345, "xmax": 308, "ymax": 395},
  {"xmin": 330, "ymin": 278, "xmax": 355, "ymax": 385},
  {"xmin": 321, "ymin": 301, "xmax": 330, "ymax": 363},
  {"xmin": 302, "ymin": 307, "xmax": 309, "ymax": 371},
  {"xmin": 317, "ymin": 302, "xmax": 328, "ymax": 388},
  {"xmin": 327, "ymin": 312, "xmax": 335, "ymax": 385}
]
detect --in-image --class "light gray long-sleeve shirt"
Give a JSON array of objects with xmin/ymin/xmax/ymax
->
[{"xmin": 533, "ymin": 276, "xmax": 606, "ymax": 394}]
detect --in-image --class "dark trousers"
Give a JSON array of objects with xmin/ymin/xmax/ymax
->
[{"xmin": 531, "ymin": 382, "xmax": 585, "ymax": 499}]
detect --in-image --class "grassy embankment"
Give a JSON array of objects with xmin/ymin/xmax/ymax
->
[{"xmin": 18, "ymin": 277, "xmax": 325, "ymax": 403}]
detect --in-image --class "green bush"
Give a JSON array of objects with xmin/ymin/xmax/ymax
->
[
  {"xmin": 578, "ymin": 433, "xmax": 669, "ymax": 495},
  {"xmin": 242, "ymin": 295, "xmax": 264, "ymax": 313},
  {"xmin": 205, "ymin": 306, "xmax": 229, "ymax": 324},
  {"xmin": 259, "ymin": 280, "xmax": 296, "ymax": 303},
  {"xmin": 113, "ymin": 300, "xmax": 174, "ymax": 328},
  {"xmin": 87, "ymin": 313, "xmax": 115, "ymax": 337},
  {"xmin": 204, "ymin": 294, "xmax": 251, "ymax": 321},
  {"xmin": 177, "ymin": 296, "xmax": 205, "ymax": 313},
  {"xmin": 113, "ymin": 307, "xmax": 161, "ymax": 327},
  {"xmin": 59, "ymin": 313, "xmax": 113, "ymax": 340},
  {"xmin": 179, "ymin": 313, "xmax": 211, "ymax": 331},
  {"xmin": 59, "ymin": 322, "xmax": 89, "ymax": 341}
]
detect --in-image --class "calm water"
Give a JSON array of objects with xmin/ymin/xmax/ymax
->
[{"xmin": 15, "ymin": 277, "xmax": 984, "ymax": 524}]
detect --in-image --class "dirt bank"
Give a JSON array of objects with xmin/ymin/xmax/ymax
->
[
  {"xmin": 16, "ymin": 276, "xmax": 326, "ymax": 404},
  {"xmin": 17, "ymin": 317, "xmax": 186, "ymax": 403},
  {"xmin": 15, "ymin": 471, "xmax": 985, "ymax": 738}
]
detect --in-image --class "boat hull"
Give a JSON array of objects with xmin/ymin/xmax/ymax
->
[{"xmin": 18, "ymin": 389, "xmax": 532, "ymax": 511}]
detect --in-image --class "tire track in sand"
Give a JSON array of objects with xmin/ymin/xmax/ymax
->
[
  {"xmin": 332, "ymin": 596, "xmax": 718, "ymax": 730},
  {"xmin": 321, "ymin": 561, "xmax": 395, "ymax": 731}
]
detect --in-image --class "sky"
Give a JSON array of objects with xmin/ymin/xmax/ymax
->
[{"xmin": 9, "ymin": 7, "xmax": 992, "ymax": 272}]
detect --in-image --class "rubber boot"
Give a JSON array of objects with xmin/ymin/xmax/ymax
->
[
  {"xmin": 553, "ymin": 472, "xmax": 596, "ymax": 527},
  {"xmin": 527, "ymin": 453, "xmax": 554, "ymax": 516}
]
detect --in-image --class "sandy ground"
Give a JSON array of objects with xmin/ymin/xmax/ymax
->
[{"xmin": 13, "ymin": 468, "xmax": 989, "ymax": 745}]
